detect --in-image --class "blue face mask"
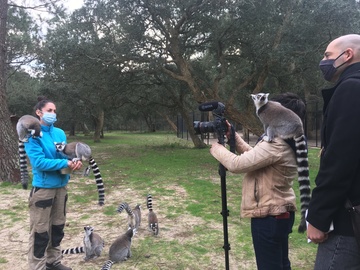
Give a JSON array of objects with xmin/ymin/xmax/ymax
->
[
  {"xmin": 319, "ymin": 51, "xmax": 346, "ymax": 81},
  {"xmin": 42, "ymin": 112, "xmax": 57, "ymax": 125}
]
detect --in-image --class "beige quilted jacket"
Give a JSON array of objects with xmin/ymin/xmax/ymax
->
[{"xmin": 210, "ymin": 132, "xmax": 298, "ymax": 218}]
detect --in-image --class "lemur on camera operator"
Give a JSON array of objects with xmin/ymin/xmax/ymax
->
[{"xmin": 209, "ymin": 93, "xmax": 306, "ymax": 270}]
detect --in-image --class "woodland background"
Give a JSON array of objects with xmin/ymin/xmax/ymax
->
[{"xmin": 1, "ymin": 0, "xmax": 360, "ymax": 184}]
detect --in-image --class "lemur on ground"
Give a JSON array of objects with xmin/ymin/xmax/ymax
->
[
  {"xmin": 100, "ymin": 228, "xmax": 135, "ymax": 270},
  {"xmin": 62, "ymin": 225, "xmax": 105, "ymax": 261},
  {"xmin": 117, "ymin": 202, "xmax": 141, "ymax": 232},
  {"xmin": 147, "ymin": 194, "xmax": 159, "ymax": 235}
]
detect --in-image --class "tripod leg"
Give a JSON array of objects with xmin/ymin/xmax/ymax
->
[{"xmin": 219, "ymin": 163, "xmax": 230, "ymax": 270}]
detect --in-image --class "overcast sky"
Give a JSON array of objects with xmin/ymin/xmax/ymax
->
[
  {"xmin": 63, "ymin": 0, "xmax": 84, "ymax": 11},
  {"xmin": 15, "ymin": 0, "xmax": 84, "ymax": 12}
]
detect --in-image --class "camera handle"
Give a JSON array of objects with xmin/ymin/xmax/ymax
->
[{"xmin": 218, "ymin": 125, "xmax": 236, "ymax": 270}]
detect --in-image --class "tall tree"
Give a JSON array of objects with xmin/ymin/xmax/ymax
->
[
  {"xmin": 0, "ymin": 0, "xmax": 20, "ymax": 183},
  {"xmin": 0, "ymin": 0, "xmax": 65, "ymax": 183},
  {"xmin": 21, "ymin": 0, "xmax": 360, "ymax": 149},
  {"xmin": 102, "ymin": 0, "xmax": 360, "ymax": 138},
  {"xmin": 7, "ymin": 71, "xmax": 41, "ymax": 115}
]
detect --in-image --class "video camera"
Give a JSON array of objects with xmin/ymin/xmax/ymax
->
[
  {"xmin": 193, "ymin": 101, "xmax": 228, "ymax": 144},
  {"xmin": 195, "ymin": 101, "xmax": 234, "ymax": 270}
]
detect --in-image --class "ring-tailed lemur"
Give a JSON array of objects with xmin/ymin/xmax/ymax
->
[
  {"xmin": 18, "ymin": 141, "xmax": 29, "ymax": 189},
  {"xmin": 117, "ymin": 202, "xmax": 141, "ymax": 232},
  {"xmin": 147, "ymin": 194, "xmax": 159, "ymax": 235},
  {"xmin": 16, "ymin": 115, "xmax": 42, "ymax": 142},
  {"xmin": 251, "ymin": 93, "xmax": 311, "ymax": 233},
  {"xmin": 100, "ymin": 228, "xmax": 135, "ymax": 270},
  {"xmin": 62, "ymin": 225, "xmax": 104, "ymax": 261},
  {"xmin": 54, "ymin": 141, "xmax": 105, "ymax": 205},
  {"xmin": 16, "ymin": 115, "xmax": 43, "ymax": 189}
]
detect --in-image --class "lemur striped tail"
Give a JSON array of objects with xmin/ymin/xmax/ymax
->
[
  {"xmin": 117, "ymin": 202, "xmax": 134, "ymax": 217},
  {"xmin": 62, "ymin": 247, "xmax": 85, "ymax": 254},
  {"xmin": 88, "ymin": 157, "xmax": 105, "ymax": 206},
  {"xmin": 294, "ymin": 134, "xmax": 311, "ymax": 233},
  {"xmin": 18, "ymin": 141, "xmax": 29, "ymax": 189},
  {"xmin": 117, "ymin": 202, "xmax": 135, "ymax": 230},
  {"xmin": 100, "ymin": 260, "xmax": 114, "ymax": 270},
  {"xmin": 147, "ymin": 194, "xmax": 153, "ymax": 211}
]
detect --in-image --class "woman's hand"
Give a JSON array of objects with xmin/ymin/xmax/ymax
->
[
  {"xmin": 225, "ymin": 120, "xmax": 232, "ymax": 140},
  {"xmin": 67, "ymin": 160, "xmax": 83, "ymax": 171},
  {"xmin": 210, "ymin": 142, "xmax": 224, "ymax": 156}
]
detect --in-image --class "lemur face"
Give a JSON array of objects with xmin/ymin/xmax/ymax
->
[
  {"xmin": 251, "ymin": 93, "xmax": 269, "ymax": 108},
  {"xmin": 84, "ymin": 226, "xmax": 94, "ymax": 236},
  {"xmin": 54, "ymin": 142, "xmax": 66, "ymax": 152}
]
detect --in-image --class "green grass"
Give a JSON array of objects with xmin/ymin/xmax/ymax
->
[
  {"xmin": 0, "ymin": 131, "xmax": 319, "ymax": 269},
  {"xmin": 78, "ymin": 132, "xmax": 318, "ymax": 269}
]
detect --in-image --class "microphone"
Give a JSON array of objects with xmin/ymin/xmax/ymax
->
[{"xmin": 198, "ymin": 102, "xmax": 221, "ymax": 111}]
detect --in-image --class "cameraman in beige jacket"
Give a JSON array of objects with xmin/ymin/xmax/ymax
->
[
  {"xmin": 211, "ymin": 131, "xmax": 297, "ymax": 218},
  {"xmin": 210, "ymin": 93, "xmax": 305, "ymax": 270}
]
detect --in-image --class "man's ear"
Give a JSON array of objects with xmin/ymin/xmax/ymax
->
[{"xmin": 345, "ymin": 48, "xmax": 354, "ymax": 62}]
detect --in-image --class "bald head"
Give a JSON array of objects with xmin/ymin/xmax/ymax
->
[
  {"xmin": 320, "ymin": 34, "xmax": 360, "ymax": 82},
  {"xmin": 331, "ymin": 34, "xmax": 360, "ymax": 60}
]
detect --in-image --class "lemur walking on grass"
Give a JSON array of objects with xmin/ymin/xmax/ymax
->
[{"xmin": 147, "ymin": 194, "xmax": 159, "ymax": 235}]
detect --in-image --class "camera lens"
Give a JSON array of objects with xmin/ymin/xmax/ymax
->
[{"xmin": 193, "ymin": 121, "xmax": 215, "ymax": 134}]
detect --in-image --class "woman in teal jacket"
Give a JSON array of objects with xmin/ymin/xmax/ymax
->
[{"xmin": 25, "ymin": 97, "xmax": 82, "ymax": 270}]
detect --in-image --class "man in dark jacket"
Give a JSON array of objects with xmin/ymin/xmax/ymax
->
[{"xmin": 307, "ymin": 34, "xmax": 360, "ymax": 269}]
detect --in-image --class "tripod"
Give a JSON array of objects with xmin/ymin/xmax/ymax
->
[{"xmin": 217, "ymin": 125, "xmax": 236, "ymax": 270}]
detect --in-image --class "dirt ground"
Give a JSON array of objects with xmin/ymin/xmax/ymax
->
[{"xmin": 0, "ymin": 177, "xmax": 249, "ymax": 270}]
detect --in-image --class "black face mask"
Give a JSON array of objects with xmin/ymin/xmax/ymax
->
[{"xmin": 319, "ymin": 51, "xmax": 346, "ymax": 81}]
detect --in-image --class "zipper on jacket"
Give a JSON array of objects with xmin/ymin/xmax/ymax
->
[{"xmin": 254, "ymin": 178, "xmax": 259, "ymax": 206}]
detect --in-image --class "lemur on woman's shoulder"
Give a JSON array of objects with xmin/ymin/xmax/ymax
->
[
  {"xmin": 251, "ymin": 93, "xmax": 311, "ymax": 233},
  {"xmin": 16, "ymin": 115, "xmax": 43, "ymax": 189}
]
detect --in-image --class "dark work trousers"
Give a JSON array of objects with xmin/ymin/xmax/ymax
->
[
  {"xmin": 251, "ymin": 211, "xmax": 295, "ymax": 270},
  {"xmin": 28, "ymin": 187, "xmax": 68, "ymax": 270}
]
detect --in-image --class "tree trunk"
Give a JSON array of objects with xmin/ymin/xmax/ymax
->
[
  {"xmin": 69, "ymin": 122, "xmax": 75, "ymax": 136},
  {"xmin": 180, "ymin": 109, "xmax": 206, "ymax": 148},
  {"xmin": 225, "ymin": 102, "xmax": 263, "ymax": 137},
  {"xmin": 93, "ymin": 109, "xmax": 104, "ymax": 142},
  {"xmin": 158, "ymin": 111, "xmax": 177, "ymax": 132},
  {"xmin": 0, "ymin": 0, "xmax": 21, "ymax": 183},
  {"xmin": 142, "ymin": 113, "xmax": 156, "ymax": 132},
  {"xmin": 83, "ymin": 123, "xmax": 90, "ymax": 135}
]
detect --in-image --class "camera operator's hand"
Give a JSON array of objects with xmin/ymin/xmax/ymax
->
[
  {"xmin": 210, "ymin": 141, "xmax": 225, "ymax": 156},
  {"xmin": 225, "ymin": 120, "xmax": 232, "ymax": 140}
]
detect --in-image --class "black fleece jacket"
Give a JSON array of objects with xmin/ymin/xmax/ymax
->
[{"xmin": 307, "ymin": 62, "xmax": 360, "ymax": 236}]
